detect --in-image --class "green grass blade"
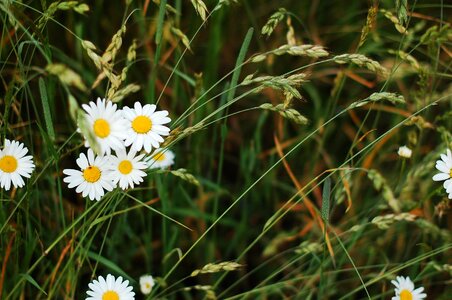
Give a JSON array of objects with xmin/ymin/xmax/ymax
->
[
  {"xmin": 226, "ymin": 27, "xmax": 254, "ymax": 102},
  {"xmin": 38, "ymin": 77, "xmax": 55, "ymax": 141},
  {"xmin": 321, "ymin": 176, "xmax": 331, "ymax": 223},
  {"xmin": 155, "ymin": 0, "xmax": 167, "ymax": 46},
  {"xmin": 87, "ymin": 251, "xmax": 135, "ymax": 283},
  {"xmin": 19, "ymin": 274, "xmax": 47, "ymax": 296}
]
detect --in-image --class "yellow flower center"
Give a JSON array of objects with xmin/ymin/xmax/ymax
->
[
  {"xmin": 93, "ymin": 119, "xmax": 110, "ymax": 138},
  {"xmin": 118, "ymin": 160, "xmax": 133, "ymax": 175},
  {"xmin": 145, "ymin": 282, "xmax": 151, "ymax": 289},
  {"xmin": 132, "ymin": 116, "xmax": 152, "ymax": 134},
  {"xmin": 83, "ymin": 166, "xmax": 101, "ymax": 183},
  {"xmin": 102, "ymin": 290, "xmax": 119, "ymax": 300},
  {"xmin": 449, "ymin": 168, "xmax": 452, "ymax": 177},
  {"xmin": 0, "ymin": 155, "xmax": 18, "ymax": 173},
  {"xmin": 400, "ymin": 289, "xmax": 413, "ymax": 300},
  {"xmin": 152, "ymin": 152, "xmax": 165, "ymax": 162}
]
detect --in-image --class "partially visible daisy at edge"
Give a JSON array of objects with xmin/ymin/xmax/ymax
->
[
  {"xmin": 432, "ymin": 148, "xmax": 452, "ymax": 199},
  {"xmin": 63, "ymin": 149, "xmax": 115, "ymax": 201},
  {"xmin": 109, "ymin": 148, "xmax": 148, "ymax": 190},
  {"xmin": 0, "ymin": 139, "xmax": 35, "ymax": 191},
  {"xmin": 146, "ymin": 149, "xmax": 175, "ymax": 170},
  {"xmin": 81, "ymin": 98, "xmax": 128, "ymax": 155},
  {"xmin": 86, "ymin": 274, "xmax": 135, "ymax": 300},
  {"xmin": 139, "ymin": 274, "xmax": 155, "ymax": 295},
  {"xmin": 122, "ymin": 102, "xmax": 171, "ymax": 153},
  {"xmin": 391, "ymin": 276, "xmax": 426, "ymax": 300}
]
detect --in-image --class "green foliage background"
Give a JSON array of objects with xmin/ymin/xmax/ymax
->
[{"xmin": 0, "ymin": 0, "xmax": 451, "ymax": 298}]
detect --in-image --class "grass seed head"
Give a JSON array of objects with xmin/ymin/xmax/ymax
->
[
  {"xmin": 191, "ymin": 0, "xmax": 208, "ymax": 21},
  {"xmin": 260, "ymin": 103, "xmax": 309, "ymax": 125},
  {"xmin": 170, "ymin": 169, "xmax": 200, "ymax": 186},
  {"xmin": 261, "ymin": 8, "xmax": 286, "ymax": 37},
  {"xmin": 372, "ymin": 213, "xmax": 416, "ymax": 229},
  {"xmin": 46, "ymin": 63, "xmax": 87, "ymax": 92},
  {"xmin": 333, "ymin": 53, "xmax": 389, "ymax": 77},
  {"xmin": 380, "ymin": 9, "xmax": 408, "ymax": 35},
  {"xmin": 191, "ymin": 261, "xmax": 243, "ymax": 277}
]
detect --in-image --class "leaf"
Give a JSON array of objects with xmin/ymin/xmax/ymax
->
[
  {"xmin": 263, "ymin": 210, "xmax": 282, "ymax": 232},
  {"xmin": 155, "ymin": 0, "xmax": 167, "ymax": 45},
  {"xmin": 19, "ymin": 274, "xmax": 47, "ymax": 295},
  {"xmin": 321, "ymin": 177, "xmax": 331, "ymax": 222},
  {"xmin": 87, "ymin": 251, "xmax": 135, "ymax": 283},
  {"xmin": 38, "ymin": 78, "xmax": 55, "ymax": 141},
  {"xmin": 227, "ymin": 27, "xmax": 253, "ymax": 103}
]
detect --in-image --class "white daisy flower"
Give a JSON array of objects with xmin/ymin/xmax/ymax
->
[
  {"xmin": 397, "ymin": 146, "xmax": 412, "ymax": 158},
  {"xmin": 63, "ymin": 149, "xmax": 115, "ymax": 201},
  {"xmin": 122, "ymin": 102, "xmax": 171, "ymax": 153},
  {"xmin": 391, "ymin": 276, "xmax": 426, "ymax": 300},
  {"xmin": 0, "ymin": 139, "xmax": 35, "ymax": 191},
  {"xmin": 432, "ymin": 149, "xmax": 452, "ymax": 199},
  {"xmin": 146, "ymin": 149, "xmax": 175, "ymax": 170},
  {"xmin": 139, "ymin": 274, "xmax": 155, "ymax": 295},
  {"xmin": 109, "ymin": 149, "xmax": 148, "ymax": 190},
  {"xmin": 86, "ymin": 274, "xmax": 135, "ymax": 300},
  {"xmin": 81, "ymin": 98, "xmax": 128, "ymax": 155}
]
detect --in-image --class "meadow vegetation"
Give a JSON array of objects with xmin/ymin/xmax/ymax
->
[{"xmin": 0, "ymin": 0, "xmax": 451, "ymax": 298}]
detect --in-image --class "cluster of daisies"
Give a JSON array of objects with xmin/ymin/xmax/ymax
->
[
  {"xmin": 86, "ymin": 273, "xmax": 426, "ymax": 299},
  {"xmin": 63, "ymin": 98, "xmax": 175, "ymax": 201}
]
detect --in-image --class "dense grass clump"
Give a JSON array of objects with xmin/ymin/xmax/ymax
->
[{"xmin": 0, "ymin": 0, "xmax": 451, "ymax": 299}]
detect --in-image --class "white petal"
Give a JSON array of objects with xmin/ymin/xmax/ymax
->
[
  {"xmin": 87, "ymin": 149, "xmax": 96, "ymax": 165},
  {"xmin": 68, "ymin": 177, "xmax": 84, "ymax": 188},
  {"xmin": 63, "ymin": 169, "xmax": 81, "ymax": 176},
  {"xmin": 435, "ymin": 161, "xmax": 450, "ymax": 174},
  {"xmin": 135, "ymin": 135, "xmax": 144, "ymax": 151},
  {"xmin": 77, "ymin": 153, "xmax": 89, "ymax": 169},
  {"xmin": 134, "ymin": 101, "xmax": 143, "ymax": 114},
  {"xmin": 432, "ymin": 173, "xmax": 449, "ymax": 181}
]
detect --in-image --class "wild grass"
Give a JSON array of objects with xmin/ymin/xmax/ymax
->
[{"xmin": 0, "ymin": 0, "xmax": 451, "ymax": 299}]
